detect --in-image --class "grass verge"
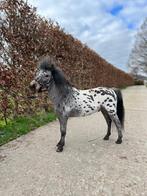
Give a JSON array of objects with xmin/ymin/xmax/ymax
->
[{"xmin": 0, "ymin": 111, "xmax": 56, "ymax": 146}]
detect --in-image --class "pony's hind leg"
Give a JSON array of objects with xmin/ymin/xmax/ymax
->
[
  {"xmin": 101, "ymin": 107, "xmax": 112, "ymax": 140},
  {"xmin": 110, "ymin": 113, "xmax": 123, "ymax": 144},
  {"xmin": 56, "ymin": 116, "xmax": 68, "ymax": 152}
]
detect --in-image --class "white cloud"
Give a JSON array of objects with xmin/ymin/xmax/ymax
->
[{"xmin": 28, "ymin": 0, "xmax": 147, "ymax": 71}]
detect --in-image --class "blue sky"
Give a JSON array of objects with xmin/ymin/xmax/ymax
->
[{"xmin": 28, "ymin": 0, "xmax": 147, "ymax": 72}]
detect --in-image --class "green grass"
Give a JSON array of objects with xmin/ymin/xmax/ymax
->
[
  {"xmin": 120, "ymin": 86, "xmax": 127, "ymax": 89},
  {"xmin": 0, "ymin": 111, "xmax": 56, "ymax": 146}
]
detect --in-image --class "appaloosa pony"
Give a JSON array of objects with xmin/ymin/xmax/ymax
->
[{"xmin": 30, "ymin": 57, "xmax": 124, "ymax": 152}]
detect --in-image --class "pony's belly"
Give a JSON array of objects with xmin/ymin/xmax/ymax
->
[
  {"xmin": 80, "ymin": 107, "xmax": 99, "ymax": 116},
  {"xmin": 68, "ymin": 108, "xmax": 82, "ymax": 117}
]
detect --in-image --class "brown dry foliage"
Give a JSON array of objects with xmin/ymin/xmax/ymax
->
[{"xmin": 0, "ymin": 0, "xmax": 134, "ymax": 121}]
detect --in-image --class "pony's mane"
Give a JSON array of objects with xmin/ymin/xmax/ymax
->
[
  {"xmin": 39, "ymin": 56, "xmax": 72, "ymax": 92},
  {"xmin": 39, "ymin": 56, "xmax": 56, "ymax": 71}
]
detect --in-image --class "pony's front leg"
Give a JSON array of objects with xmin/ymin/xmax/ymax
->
[{"xmin": 56, "ymin": 116, "xmax": 68, "ymax": 152}]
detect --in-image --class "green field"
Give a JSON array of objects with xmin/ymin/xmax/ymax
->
[{"xmin": 0, "ymin": 111, "xmax": 56, "ymax": 146}]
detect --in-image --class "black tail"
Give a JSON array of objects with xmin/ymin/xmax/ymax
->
[{"xmin": 114, "ymin": 89, "xmax": 125, "ymax": 128}]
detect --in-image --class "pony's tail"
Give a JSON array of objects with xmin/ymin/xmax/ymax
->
[{"xmin": 114, "ymin": 89, "xmax": 125, "ymax": 128}]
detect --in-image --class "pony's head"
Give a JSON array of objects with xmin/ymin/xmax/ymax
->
[
  {"xmin": 29, "ymin": 56, "xmax": 56, "ymax": 93},
  {"xmin": 29, "ymin": 56, "xmax": 71, "ymax": 93}
]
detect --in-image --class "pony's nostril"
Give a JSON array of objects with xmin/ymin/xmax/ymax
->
[{"xmin": 29, "ymin": 84, "xmax": 35, "ymax": 90}]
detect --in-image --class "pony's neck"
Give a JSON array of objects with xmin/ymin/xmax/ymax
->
[
  {"xmin": 47, "ymin": 83, "xmax": 59, "ymax": 105},
  {"xmin": 47, "ymin": 82, "xmax": 72, "ymax": 106}
]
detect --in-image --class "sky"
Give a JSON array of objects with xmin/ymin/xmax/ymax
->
[{"xmin": 27, "ymin": 0, "xmax": 147, "ymax": 72}]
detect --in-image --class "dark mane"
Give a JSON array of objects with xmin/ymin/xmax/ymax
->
[
  {"xmin": 39, "ymin": 56, "xmax": 56, "ymax": 71},
  {"xmin": 39, "ymin": 56, "xmax": 72, "ymax": 94}
]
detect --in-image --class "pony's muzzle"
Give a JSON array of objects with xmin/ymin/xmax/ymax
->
[{"xmin": 29, "ymin": 80, "xmax": 41, "ymax": 93}]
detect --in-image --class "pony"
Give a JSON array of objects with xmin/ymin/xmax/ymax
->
[{"xmin": 30, "ymin": 57, "xmax": 125, "ymax": 152}]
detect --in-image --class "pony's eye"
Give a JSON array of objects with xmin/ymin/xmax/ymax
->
[{"xmin": 45, "ymin": 75, "xmax": 49, "ymax": 78}]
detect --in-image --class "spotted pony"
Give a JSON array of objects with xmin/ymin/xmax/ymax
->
[{"xmin": 30, "ymin": 57, "xmax": 125, "ymax": 152}]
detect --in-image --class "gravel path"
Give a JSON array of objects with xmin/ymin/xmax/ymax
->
[{"xmin": 0, "ymin": 86, "xmax": 147, "ymax": 196}]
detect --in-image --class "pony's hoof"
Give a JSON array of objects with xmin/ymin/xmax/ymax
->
[
  {"xmin": 56, "ymin": 146, "xmax": 63, "ymax": 152},
  {"xmin": 115, "ymin": 139, "xmax": 122, "ymax": 144},
  {"xmin": 103, "ymin": 135, "xmax": 109, "ymax": 140}
]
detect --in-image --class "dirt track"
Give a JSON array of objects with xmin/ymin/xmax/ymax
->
[{"xmin": 0, "ymin": 86, "xmax": 147, "ymax": 196}]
